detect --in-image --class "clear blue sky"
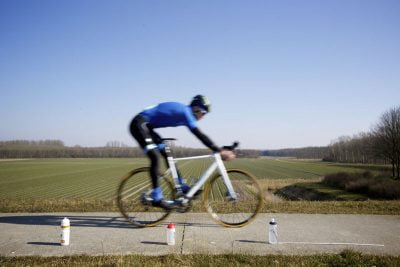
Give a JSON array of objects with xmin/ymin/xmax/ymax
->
[{"xmin": 1, "ymin": 0, "xmax": 399, "ymax": 149}]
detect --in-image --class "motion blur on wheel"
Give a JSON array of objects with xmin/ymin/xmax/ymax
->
[
  {"xmin": 117, "ymin": 167, "xmax": 174, "ymax": 227},
  {"xmin": 204, "ymin": 169, "xmax": 263, "ymax": 227}
]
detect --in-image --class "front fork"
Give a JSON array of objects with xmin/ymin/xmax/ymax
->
[{"xmin": 214, "ymin": 153, "xmax": 238, "ymax": 200}]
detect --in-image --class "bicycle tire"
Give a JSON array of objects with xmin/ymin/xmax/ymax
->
[
  {"xmin": 117, "ymin": 167, "xmax": 174, "ymax": 227},
  {"xmin": 203, "ymin": 169, "xmax": 263, "ymax": 227}
]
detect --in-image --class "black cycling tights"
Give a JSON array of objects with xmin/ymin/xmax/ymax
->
[{"xmin": 147, "ymin": 148, "xmax": 169, "ymax": 188}]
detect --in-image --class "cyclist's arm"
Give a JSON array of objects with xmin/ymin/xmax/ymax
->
[{"xmin": 190, "ymin": 127, "xmax": 220, "ymax": 152}]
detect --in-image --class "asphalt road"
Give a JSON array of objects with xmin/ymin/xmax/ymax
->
[{"xmin": 0, "ymin": 212, "xmax": 399, "ymax": 256}]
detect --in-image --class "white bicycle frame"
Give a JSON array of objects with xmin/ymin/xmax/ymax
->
[{"xmin": 166, "ymin": 153, "xmax": 238, "ymax": 200}]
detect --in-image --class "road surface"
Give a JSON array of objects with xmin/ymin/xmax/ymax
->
[{"xmin": 0, "ymin": 212, "xmax": 399, "ymax": 256}]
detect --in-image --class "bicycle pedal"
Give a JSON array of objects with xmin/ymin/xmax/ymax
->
[
  {"xmin": 176, "ymin": 206, "xmax": 191, "ymax": 213},
  {"xmin": 151, "ymin": 200, "xmax": 174, "ymax": 210},
  {"xmin": 175, "ymin": 199, "xmax": 192, "ymax": 213},
  {"xmin": 140, "ymin": 193, "xmax": 152, "ymax": 205}
]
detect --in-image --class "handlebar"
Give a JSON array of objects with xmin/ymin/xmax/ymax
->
[
  {"xmin": 222, "ymin": 141, "xmax": 239, "ymax": 151},
  {"xmin": 161, "ymin": 138, "xmax": 239, "ymax": 152}
]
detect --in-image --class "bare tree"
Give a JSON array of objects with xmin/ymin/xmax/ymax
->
[{"xmin": 372, "ymin": 106, "xmax": 400, "ymax": 179}]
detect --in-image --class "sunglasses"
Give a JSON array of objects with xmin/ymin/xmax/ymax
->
[{"xmin": 195, "ymin": 108, "xmax": 207, "ymax": 115}]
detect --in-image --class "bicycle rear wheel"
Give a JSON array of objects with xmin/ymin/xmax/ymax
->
[
  {"xmin": 117, "ymin": 167, "xmax": 175, "ymax": 227},
  {"xmin": 204, "ymin": 169, "xmax": 263, "ymax": 227}
]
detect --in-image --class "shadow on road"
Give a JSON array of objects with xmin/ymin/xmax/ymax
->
[
  {"xmin": 0, "ymin": 215, "xmax": 140, "ymax": 229},
  {"xmin": 141, "ymin": 241, "xmax": 167, "ymax": 245},
  {"xmin": 236, "ymin": 240, "xmax": 266, "ymax": 244},
  {"xmin": 27, "ymin": 242, "xmax": 60, "ymax": 246},
  {"xmin": 0, "ymin": 215, "xmax": 220, "ymax": 229},
  {"xmin": 173, "ymin": 222, "xmax": 219, "ymax": 228}
]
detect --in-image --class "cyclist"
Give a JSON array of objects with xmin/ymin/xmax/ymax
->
[{"xmin": 129, "ymin": 95, "xmax": 235, "ymax": 208}]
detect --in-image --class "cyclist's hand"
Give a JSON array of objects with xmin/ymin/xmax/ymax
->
[{"xmin": 220, "ymin": 150, "xmax": 236, "ymax": 161}]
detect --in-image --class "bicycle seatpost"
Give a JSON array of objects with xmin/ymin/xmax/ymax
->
[{"xmin": 159, "ymin": 138, "xmax": 177, "ymax": 156}]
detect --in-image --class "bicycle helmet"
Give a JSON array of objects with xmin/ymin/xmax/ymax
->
[{"xmin": 190, "ymin": 95, "xmax": 211, "ymax": 113}]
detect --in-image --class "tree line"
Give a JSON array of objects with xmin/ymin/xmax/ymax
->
[
  {"xmin": 264, "ymin": 106, "xmax": 400, "ymax": 179},
  {"xmin": 328, "ymin": 107, "xmax": 400, "ymax": 178},
  {"xmin": 0, "ymin": 140, "xmax": 261, "ymax": 158},
  {"xmin": 0, "ymin": 141, "xmax": 142, "ymax": 158},
  {"xmin": 327, "ymin": 134, "xmax": 380, "ymax": 164},
  {"xmin": 1, "ymin": 106, "xmax": 398, "ymax": 178},
  {"xmin": 263, "ymin": 146, "xmax": 329, "ymax": 159}
]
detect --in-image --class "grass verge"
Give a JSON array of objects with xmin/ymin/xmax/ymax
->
[
  {"xmin": 323, "ymin": 172, "xmax": 400, "ymax": 200},
  {"xmin": 262, "ymin": 200, "xmax": 400, "ymax": 214},
  {"xmin": 1, "ymin": 250, "xmax": 400, "ymax": 266},
  {"xmin": 1, "ymin": 198, "xmax": 400, "ymax": 215},
  {"xmin": 300, "ymin": 182, "xmax": 366, "ymax": 200},
  {"xmin": 277, "ymin": 182, "xmax": 367, "ymax": 201}
]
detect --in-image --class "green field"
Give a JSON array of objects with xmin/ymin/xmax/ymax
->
[{"xmin": 0, "ymin": 157, "xmax": 383, "ymax": 200}]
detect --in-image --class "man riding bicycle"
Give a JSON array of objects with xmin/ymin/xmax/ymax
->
[{"xmin": 130, "ymin": 95, "xmax": 235, "ymax": 208}]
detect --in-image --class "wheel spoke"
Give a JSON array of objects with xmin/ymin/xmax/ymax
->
[
  {"xmin": 204, "ymin": 169, "xmax": 263, "ymax": 227},
  {"xmin": 117, "ymin": 168, "xmax": 174, "ymax": 227}
]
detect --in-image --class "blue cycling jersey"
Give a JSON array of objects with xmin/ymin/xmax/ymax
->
[{"xmin": 140, "ymin": 102, "xmax": 198, "ymax": 129}]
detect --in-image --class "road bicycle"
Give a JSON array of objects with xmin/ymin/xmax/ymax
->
[{"xmin": 117, "ymin": 139, "xmax": 263, "ymax": 228}]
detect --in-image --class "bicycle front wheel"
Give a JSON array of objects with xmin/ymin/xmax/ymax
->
[
  {"xmin": 117, "ymin": 167, "xmax": 174, "ymax": 227},
  {"xmin": 204, "ymin": 169, "xmax": 263, "ymax": 227}
]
